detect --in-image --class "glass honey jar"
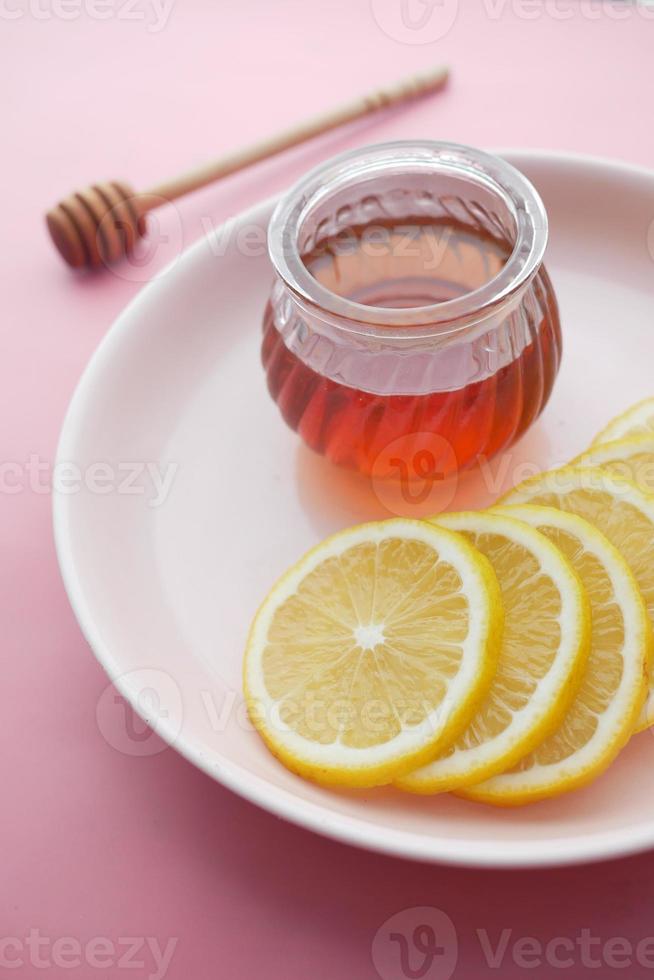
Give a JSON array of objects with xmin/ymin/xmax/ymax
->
[{"xmin": 262, "ymin": 141, "xmax": 561, "ymax": 480}]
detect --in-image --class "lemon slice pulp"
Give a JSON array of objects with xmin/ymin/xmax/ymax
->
[
  {"xmin": 592, "ymin": 397, "xmax": 654, "ymax": 446},
  {"xmin": 502, "ymin": 465, "xmax": 654, "ymax": 730},
  {"xmin": 244, "ymin": 518, "xmax": 503, "ymax": 787},
  {"xmin": 575, "ymin": 435, "xmax": 654, "ymax": 496},
  {"xmin": 463, "ymin": 505, "xmax": 650, "ymax": 806},
  {"xmin": 398, "ymin": 511, "xmax": 590, "ymax": 794}
]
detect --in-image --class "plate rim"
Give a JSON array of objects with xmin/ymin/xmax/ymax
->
[{"xmin": 53, "ymin": 149, "xmax": 654, "ymax": 869}]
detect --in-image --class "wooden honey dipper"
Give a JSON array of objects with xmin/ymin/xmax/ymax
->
[{"xmin": 46, "ymin": 66, "xmax": 449, "ymax": 270}]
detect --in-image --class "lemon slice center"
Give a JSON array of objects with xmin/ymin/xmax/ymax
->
[{"xmin": 354, "ymin": 623, "xmax": 386, "ymax": 650}]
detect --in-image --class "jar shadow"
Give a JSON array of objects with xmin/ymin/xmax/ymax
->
[{"xmin": 295, "ymin": 421, "xmax": 554, "ymax": 540}]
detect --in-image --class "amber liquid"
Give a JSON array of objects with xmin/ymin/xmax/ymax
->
[{"xmin": 263, "ymin": 219, "xmax": 561, "ymax": 479}]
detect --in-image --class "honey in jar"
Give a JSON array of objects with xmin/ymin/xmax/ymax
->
[{"xmin": 263, "ymin": 142, "xmax": 561, "ymax": 480}]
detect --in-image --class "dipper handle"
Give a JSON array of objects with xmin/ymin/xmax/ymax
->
[
  {"xmin": 146, "ymin": 65, "xmax": 450, "ymax": 202},
  {"xmin": 46, "ymin": 66, "xmax": 450, "ymax": 270}
]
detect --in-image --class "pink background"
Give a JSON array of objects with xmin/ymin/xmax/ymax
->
[{"xmin": 4, "ymin": 1, "xmax": 654, "ymax": 977}]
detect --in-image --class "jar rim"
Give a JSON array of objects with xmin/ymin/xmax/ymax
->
[{"xmin": 267, "ymin": 140, "xmax": 549, "ymax": 338}]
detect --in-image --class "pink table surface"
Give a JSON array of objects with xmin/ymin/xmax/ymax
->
[{"xmin": 4, "ymin": 2, "xmax": 654, "ymax": 978}]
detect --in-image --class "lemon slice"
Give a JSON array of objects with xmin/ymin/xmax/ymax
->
[
  {"xmin": 462, "ymin": 505, "xmax": 650, "ymax": 806},
  {"xmin": 397, "ymin": 511, "xmax": 590, "ymax": 794},
  {"xmin": 244, "ymin": 518, "xmax": 503, "ymax": 788},
  {"xmin": 502, "ymin": 466, "xmax": 654, "ymax": 730},
  {"xmin": 574, "ymin": 436, "xmax": 654, "ymax": 496},
  {"xmin": 592, "ymin": 398, "xmax": 654, "ymax": 445}
]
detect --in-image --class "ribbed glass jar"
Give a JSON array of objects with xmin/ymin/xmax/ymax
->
[{"xmin": 262, "ymin": 141, "xmax": 561, "ymax": 480}]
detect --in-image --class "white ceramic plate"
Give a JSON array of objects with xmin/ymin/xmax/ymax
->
[{"xmin": 54, "ymin": 151, "xmax": 654, "ymax": 868}]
